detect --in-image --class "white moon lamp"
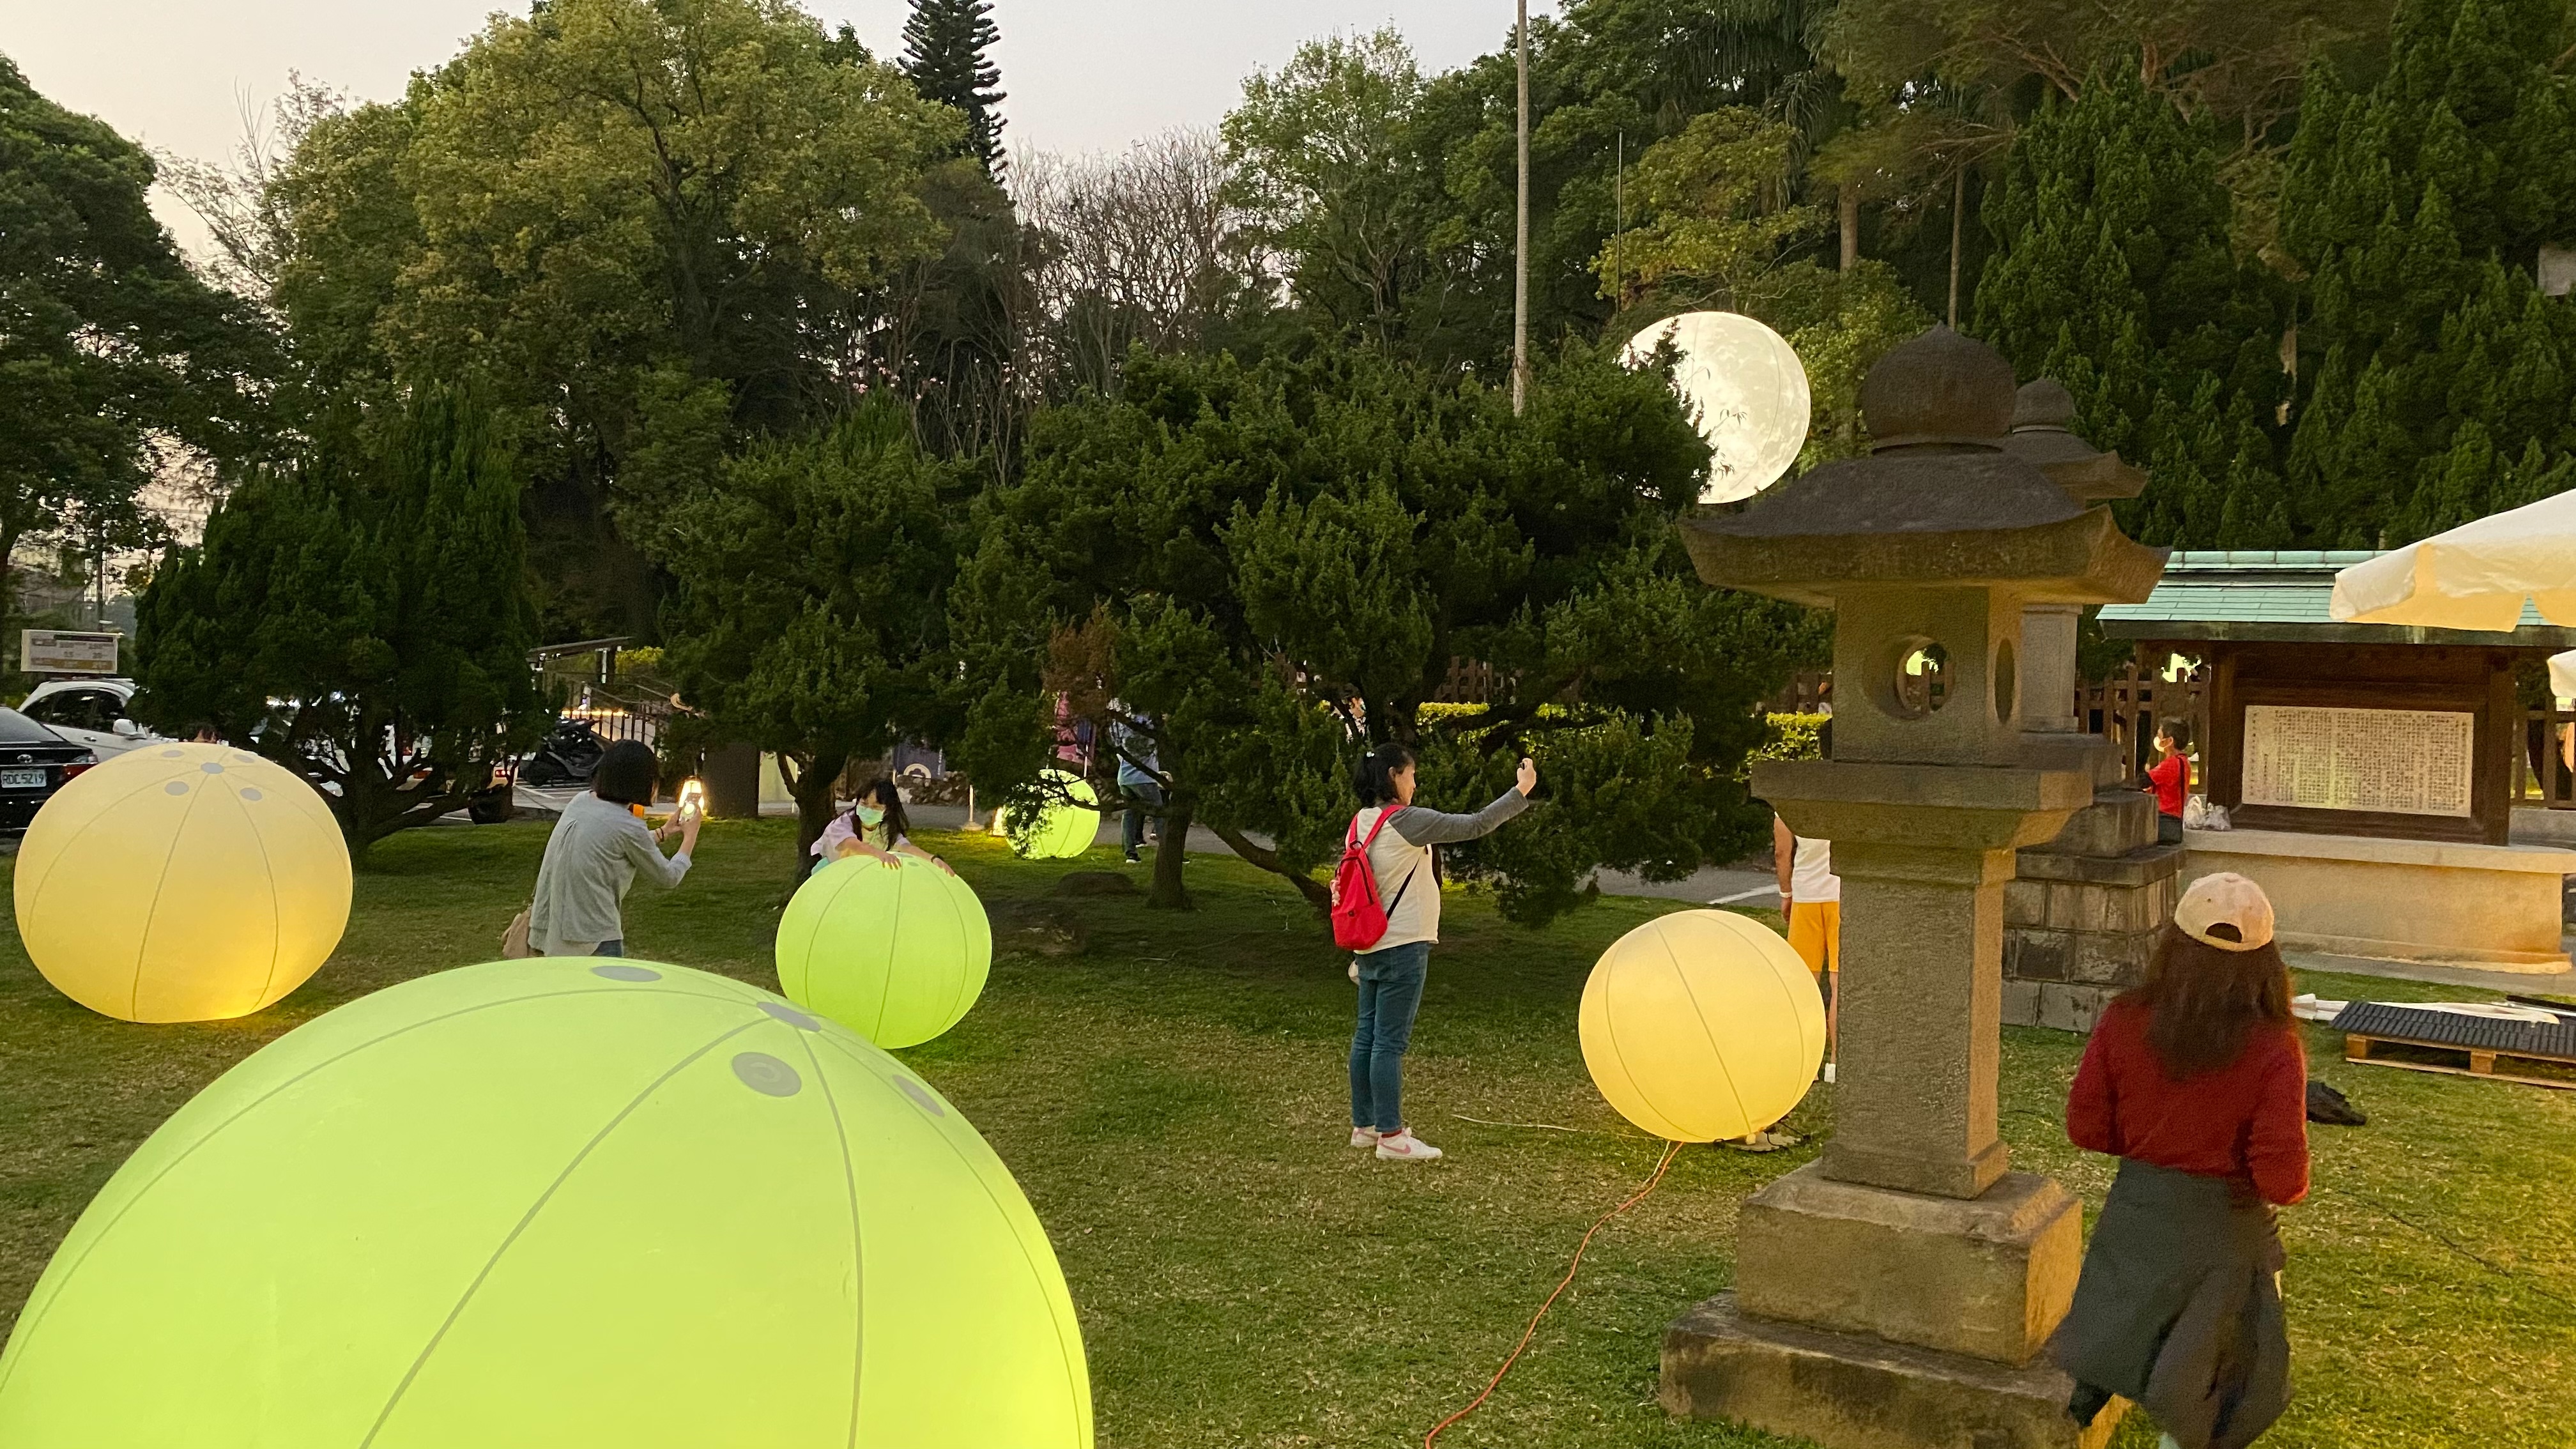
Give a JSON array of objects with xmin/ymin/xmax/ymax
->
[{"xmin": 1621, "ymin": 312, "xmax": 1812, "ymax": 504}]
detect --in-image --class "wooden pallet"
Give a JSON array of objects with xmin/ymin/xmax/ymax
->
[{"xmin": 2344, "ymin": 1033, "xmax": 2576, "ymax": 1091}]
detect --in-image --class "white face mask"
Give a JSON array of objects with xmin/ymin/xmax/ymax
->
[{"xmin": 855, "ymin": 804, "xmax": 885, "ymax": 827}]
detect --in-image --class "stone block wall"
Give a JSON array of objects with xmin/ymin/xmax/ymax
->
[{"xmin": 2004, "ymin": 790, "xmax": 2181, "ymax": 1033}]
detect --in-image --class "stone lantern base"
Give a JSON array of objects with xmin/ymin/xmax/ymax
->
[{"xmin": 1662, "ymin": 1297, "xmax": 2126, "ymax": 1449}]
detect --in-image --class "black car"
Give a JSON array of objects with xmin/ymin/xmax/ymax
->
[{"xmin": 0, "ymin": 709, "xmax": 98, "ymax": 833}]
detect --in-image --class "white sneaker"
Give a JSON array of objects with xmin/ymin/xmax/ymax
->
[
  {"xmin": 1350, "ymin": 1126, "xmax": 1381, "ymax": 1149},
  {"xmin": 1823, "ymin": 1061, "xmax": 1836, "ymax": 1084},
  {"xmin": 1375, "ymin": 1130, "xmax": 1443, "ymax": 1162}
]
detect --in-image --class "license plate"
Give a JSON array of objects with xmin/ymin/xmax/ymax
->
[{"xmin": 1, "ymin": 769, "xmax": 45, "ymax": 790}]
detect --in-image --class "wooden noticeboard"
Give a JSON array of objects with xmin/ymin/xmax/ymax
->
[{"xmin": 2200, "ymin": 643, "xmax": 2518, "ymax": 845}]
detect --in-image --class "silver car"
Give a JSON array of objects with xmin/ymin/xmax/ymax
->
[{"xmin": 18, "ymin": 677, "xmax": 167, "ymax": 760}]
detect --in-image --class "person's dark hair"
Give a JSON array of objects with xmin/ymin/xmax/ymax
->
[
  {"xmin": 2117, "ymin": 924, "xmax": 2294, "ymax": 1079},
  {"xmin": 856, "ymin": 777, "xmax": 911, "ymax": 843},
  {"xmin": 2157, "ymin": 717, "xmax": 2190, "ymax": 749},
  {"xmin": 592, "ymin": 740, "xmax": 660, "ymax": 808},
  {"xmin": 1353, "ymin": 742, "xmax": 1418, "ymax": 807}
]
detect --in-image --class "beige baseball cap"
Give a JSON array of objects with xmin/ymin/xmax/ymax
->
[{"xmin": 2174, "ymin": 872, "xmax": 2276, "ymax": 952}]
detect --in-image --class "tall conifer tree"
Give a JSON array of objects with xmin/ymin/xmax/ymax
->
[
  {"xmin": 2280, "ymin": 0, "xmax": 2576, "ymax": 545},
  {"xmin": 903, "ymin": 0, "xmax": 1007, "ymax": 174},
  {"xmin": 1975, "ymin": 66, "xmax": 2290, "ymax": 548}
]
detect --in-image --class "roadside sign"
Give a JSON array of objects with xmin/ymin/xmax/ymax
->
[{"xmin": 20, "ymin": 631, "xmax": 119, "ymax": 675}]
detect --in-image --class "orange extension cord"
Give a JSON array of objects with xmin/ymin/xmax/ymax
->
[{"xmin": 1421, "ymin": 1140, "xmax": 1687, "ymax": 1449}]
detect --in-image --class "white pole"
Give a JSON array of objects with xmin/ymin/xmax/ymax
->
[{"xmin": 1512, "ymin": 0, "xmax": 1531, "ymax": 417}]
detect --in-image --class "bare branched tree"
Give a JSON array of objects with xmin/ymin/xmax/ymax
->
[
  {"xmin": 1015, "ymin": 128, "xmax": 1248, "ymax": 395},
  {"xmin": 153, "ymin": 73, "xmax": 349, "ymax": 302}
]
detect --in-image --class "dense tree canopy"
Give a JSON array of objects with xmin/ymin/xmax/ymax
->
[
  {"xmin": 950, "ymin": 340, "xmax": 1816, "ymax": 919},
  {"xmin": 264, "ymin": 0, "xmax": 960, "ymax": 636},
  {"xmin": 134, "ymin": 390, "xmax": 546, "ymax": 851},
  {"xmin": 0, "ymin": 55, "xmax": 271, "ymax": 630}
]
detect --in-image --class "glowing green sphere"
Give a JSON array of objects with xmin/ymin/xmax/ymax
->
[
  {"xmin": 1000, "ymin": 770, "xmax": 1101, "ymax": 860},
  {"xmin": 777, "ymin": 854, "xmax": 993, "ymax": 1048},
  {"xmin": 0, "ymin": 960, "xmax": 1092, "ymax": 1449}
]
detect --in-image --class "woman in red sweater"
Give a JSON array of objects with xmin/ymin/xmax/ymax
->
[{"xmin": 2054, "ymin": 873, "xmax": 2308, "ymax": 1449}]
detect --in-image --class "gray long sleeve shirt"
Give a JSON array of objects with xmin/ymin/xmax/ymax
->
[
  {"xmin": 528, "ymin": 791, "xmax": 691, "ymax": 956},
  {"xmin": 1353, "ymin": 788, "xmax": 1530, "ymax": 954}
]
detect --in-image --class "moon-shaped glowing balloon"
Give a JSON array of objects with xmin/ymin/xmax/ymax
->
[
  {"xmin": 13, "ymin": 743, "xmax": 351, "ymax": 1022},
  {"xmin": 1621, "ymin": 311, "xmax": 1812, "ymax": 504},
  {"xmin": 1579, "ymin": 909, "xmax": 1825, "ymax": 1142},
  {"xmin": 0, "ymin": 959, "xmax": 1092, "ymax": 1448},
  {"xmin": 777, "ymin": 853, "xmax": 993, "ymax": 1048}
]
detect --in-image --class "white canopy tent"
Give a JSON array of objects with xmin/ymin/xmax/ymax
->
[{"xmin": 2330, "ymin": 489, "xmax": 2576, "ymax": 631}]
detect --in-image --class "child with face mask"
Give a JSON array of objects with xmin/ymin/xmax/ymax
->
[{"xmin": 810, "ymin": 778, "xmax": 952, "ymax": 875}]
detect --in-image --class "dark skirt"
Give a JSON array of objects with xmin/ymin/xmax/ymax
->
[{"xmin": 2051, "ymin": 1160, "xmax": 2290, "ymax": 1449}]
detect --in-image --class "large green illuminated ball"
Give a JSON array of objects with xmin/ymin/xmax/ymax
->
[
  {"xmin": 999, "ymin": 769, "xmax": 1100, "ymax": 859},
  {"xmin": 777, "ymin": 854, "xmax": 993, "ymax": 1048},
  {"xmin": 0, "ymin": 960, "xmax": 1092, "ymax": 1449}
]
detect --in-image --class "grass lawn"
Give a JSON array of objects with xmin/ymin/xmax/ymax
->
[{"xmin": 4, "ymin": 818, "xmax": 2575, "ymax": 1448}]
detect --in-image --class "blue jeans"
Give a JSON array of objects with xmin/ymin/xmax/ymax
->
[
  {"xmin": 1122, "ymin": 779, "xmax": 1163, "ymax": 857},
  {"xmin": 593, "ymin": 940, "xmax": 625, "ymax": 958},
  {"xmin": 1350, "ymin": 940, "xmax": 1430, "ymax": 1133}
]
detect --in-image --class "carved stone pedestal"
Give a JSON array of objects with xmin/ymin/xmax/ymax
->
[
  {"xmin": 1662, "ymin": 1296, "xmax": 2124, "ymax": 1449},
  {"xmin": 2005, "ymin": 788, "xmax": 2183, "ymax": 1033}
]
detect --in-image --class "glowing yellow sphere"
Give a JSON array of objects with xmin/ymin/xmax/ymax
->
[
  {"xmin": 1578, "ymin": 909, "xmax": 1825, "ymax": 1142},
  {"xmin": 13, "ymin": 743, "xmax": 350, "ymax": 1022},
  {"xmin": 776, "ymin": 854, "xmax": 993, "ymax": 1048},
  {"xmin": 998, "ymin": 770, "xmax": 1100, "ymax": 860},
  {"xmin": 0, "ymin": 959, "xmax": 1092, "ymax": 1448}
]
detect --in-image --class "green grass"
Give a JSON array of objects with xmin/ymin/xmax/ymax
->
[{"xmin": 4, "ymin": 820, "xmax": 2575, "ymax": 1448}]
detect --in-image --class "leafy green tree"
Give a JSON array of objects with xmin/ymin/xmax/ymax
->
[
  {"xmin": 2279, "ymin": 0, "xmax": 2576, "ymax": 545},
  {"xmin": 0, "ymin": 54, "xmax": 272, "ymax": 629},
  {"xmin": 132, "ymin": 390, "xmax": 548, "ymax": 853},
  {"xmin": 1977, "ymin": 66, "xmax": 2293, "ymax": 547},
  {"xmin": 648, "ymin": 408, "xmax": 967, "ymax": 869},
  {"xmin": 951, "ymin": 340, "xmax": 1817, "ymax": 918},
  {"xmin": 264, "ymin": 0, "xmax": 960, "ymax": 637},
  {"xmin": 903, "ymin": 0, "xmax": 1008, "ymax": 176}
]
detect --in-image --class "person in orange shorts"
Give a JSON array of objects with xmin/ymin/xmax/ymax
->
[{"xmin": 1774, "ymin": 811, "xmax": 1839, "ymax": 1071}]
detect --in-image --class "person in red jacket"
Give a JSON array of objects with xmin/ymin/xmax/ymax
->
[
  {"xmin": 2143, "ymin": 719, "xmax": 2192, "ymax": 844},
  {"xmin": 2053, "ymin": 872, "xmax": 2308, "ymax": 1449}
]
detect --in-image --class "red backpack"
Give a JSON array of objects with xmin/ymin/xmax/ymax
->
[{"xmin": 1330, "ymin": 809, "xmax": 1418, "ymax": 951}]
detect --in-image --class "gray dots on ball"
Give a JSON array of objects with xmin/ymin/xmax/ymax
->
[
  {"xmin": 590, "ymin": 964, "xmax": 661, "ymax": 983},
  {"xmin": 240, "ymin": 787, "xmax": 263, "ymax": 802},
  {"xmin": 758, "ymin": 1002, "xmax": 820, "ymax": 1030},
  {"xmin": 732, "ymin": 1052, "xmax": 802, "ymax": 1098},
  {"xmin": 163, "ymin": 781, "xmax": 188, "ymax": 796},
  {"xmin": 199, "ymin": 762, "xmax": 227, "ymax": 774},
  {"xmin": 894, "ymin": 1075, "xmax": 946, "ymax": 1117},
  {"xmin": 160, "ymin": 749, "xmax": 184, "ymax": 759}
]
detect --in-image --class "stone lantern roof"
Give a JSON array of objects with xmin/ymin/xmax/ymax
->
[
  {"xmin": 1680, "ymin": 327, "xmax": 2167, "ymax": 610},
  {"xmin": 2002, "ymin": 379, "xmax": 2150, "ymax": 505}
]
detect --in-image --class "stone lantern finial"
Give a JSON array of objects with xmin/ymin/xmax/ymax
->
[{"xmin": 1859, "ymin": 324, "xmax": 2018, "ymax": 449}]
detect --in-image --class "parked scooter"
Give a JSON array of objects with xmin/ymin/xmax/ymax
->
[{"xmin": 516, "ymin": 718, "xmax": 608, "ymax": 788}]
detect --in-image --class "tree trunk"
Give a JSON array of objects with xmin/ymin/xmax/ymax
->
[
  {"xmin": 1148, "ymin": 798, "xmax": 1193, "ymax": 911},
  {"xmin": 1839, "ymin": 180, "xmax": 1860, "ymax": 273},
  {"xmin": 786, "ymin": 750, "xmax": 849, "ymax": 884},
  {"xmin": 1206, "ymin": 820, "xmax": 1331, "ymax": 912},
  {"xmin": 1948, "ymin": 169, "xmax": 1966, "ymax": 328}
]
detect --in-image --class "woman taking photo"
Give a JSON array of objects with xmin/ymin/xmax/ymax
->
[
  {"xmin": 809, "ymin": 777, "xmax": 951, "ymax": 875},
  {"xmin": 528, "ymin": 741, "xmax": 700, "ymax": 958},
  {"xmin": 2056, "ymin": 873, "xmax": 2307, "ymax": 1449},
  {"xmin": 1343, "ymin": 744, "xmax": 1538, "ymax": 1163}
]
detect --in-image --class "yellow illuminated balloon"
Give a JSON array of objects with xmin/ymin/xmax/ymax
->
[
  {"xmin": 997, "ymin": 769, "xmax": 1100, "ymax": 859},
  {"xmin": 13, "ymin": 743, "xmax": 350, "ymax": 1023},
  {"xmin": 0, "ymin": 959, "xmax": 1092, "ymax": 1449},
  {"xmin": 1579, "ymin": 909, "xmax": 1825, "ymax": 1142},
  {"xmin": 777, "ymin": 853, "xmax": 993, "ymax": 1047}
]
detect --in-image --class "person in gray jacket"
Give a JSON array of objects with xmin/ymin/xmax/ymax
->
[
  {"xmin": 528, "ymin": 741, "xmax": 700, "ymax": 958},
  {"xmin": 1342, "ymin": 742, "xmax": 1537, "ymax": 1162}
]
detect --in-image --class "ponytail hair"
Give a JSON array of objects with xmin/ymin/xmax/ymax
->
[{"xmin": 1353, "ymin": 742, "xmax": 1417, "ymax": 807}]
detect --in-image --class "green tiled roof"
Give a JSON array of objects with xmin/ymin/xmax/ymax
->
[{"xmin": 2098, "ymin": 551, "xmax": 2574, "ymax": 645}]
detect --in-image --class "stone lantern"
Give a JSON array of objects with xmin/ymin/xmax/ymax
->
[{"xmin": 1660, "ymin": 328, "xmax": 2167, "ymax": 1449}]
